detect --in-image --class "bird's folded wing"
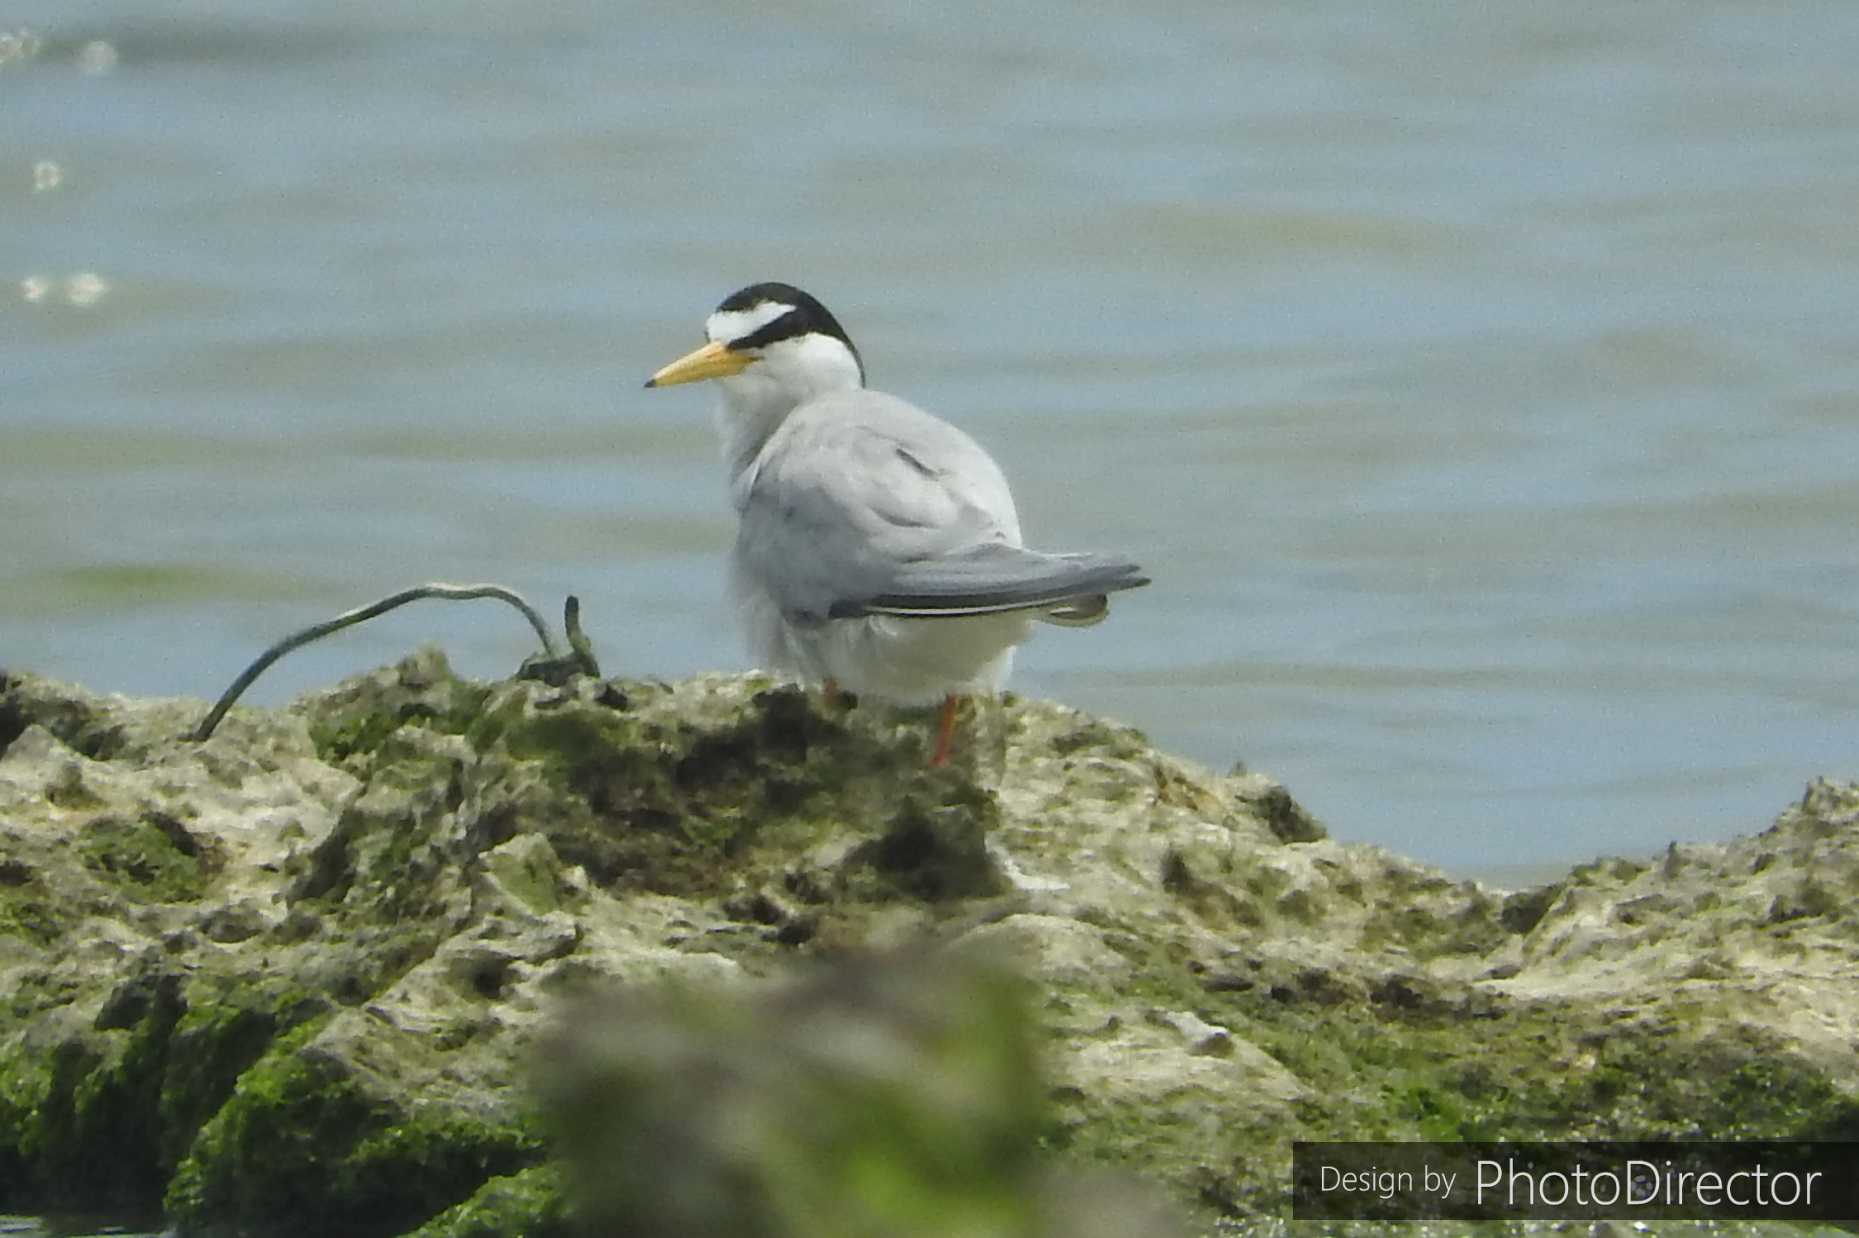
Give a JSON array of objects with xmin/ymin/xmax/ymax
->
[
  {"xmin": 828, "ymin": 543, "xmax": 1149, "ymax": 620},
  {"xmin": 738, "ymin": 400, "xmax": 1021, "ymax": 618}
]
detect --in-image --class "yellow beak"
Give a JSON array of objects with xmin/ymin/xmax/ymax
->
[{"xmin": 645, "ymin": 340, "xmax": 754, "ymax": 388}]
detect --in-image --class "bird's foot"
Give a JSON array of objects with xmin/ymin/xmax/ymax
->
[{"xmin": 929, "ymin": 693, "xmax": 961, "ymax": 767}]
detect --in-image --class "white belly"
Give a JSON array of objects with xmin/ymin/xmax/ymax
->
[{"xmin": 733, "ymin": 582, "xmax": 1033, "ymax": 705}]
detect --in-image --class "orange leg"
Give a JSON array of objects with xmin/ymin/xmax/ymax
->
[{"xmin": 929, "ymin": 693, "xmax": 961, "ymax": 767}]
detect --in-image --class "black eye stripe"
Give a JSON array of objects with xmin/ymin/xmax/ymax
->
[{"xmin": 731, "ymin": 309, "xmax": 807, "ymax": 352}]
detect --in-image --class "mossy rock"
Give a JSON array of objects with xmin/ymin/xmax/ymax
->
[
  {"xmin": 1, "ymin": 657, "xmax": 1855, "ymax": 1236},
  {"xmin": 164, "ymin": 1018, "xmax": 544, "ymax": 1238},
  {"xmin": 401, "ymin": 1164, "xmax": 572, "ymax": 1238}
]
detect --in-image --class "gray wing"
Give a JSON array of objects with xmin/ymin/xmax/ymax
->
[
  {"xmin": 826, "ymin": 543, "xmax": 1150, "ymax": 626},
  {"xmin": 734, "ymin": 391, "xmax": 1025, "ymax": 621}
]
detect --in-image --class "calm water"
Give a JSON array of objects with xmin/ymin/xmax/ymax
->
[
  {"xmin": 0, "ymin": 1218, "xmax": 159, "ymax": 1238},
  {"xmin": 4, "ymin": 1, "xmax": 1856, "ymax": 874}
]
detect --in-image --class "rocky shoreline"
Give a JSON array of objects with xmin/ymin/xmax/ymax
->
[{"xmin": 0, "ymin": 651, "xmax": 1854, "ymax": 1235}]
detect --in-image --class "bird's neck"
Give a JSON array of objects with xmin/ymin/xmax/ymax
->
[{"xmin": 714, "ymin": 367, "xmax": 859, "ymax": 490}]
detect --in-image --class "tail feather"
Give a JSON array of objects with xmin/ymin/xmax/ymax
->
[{"xmin": 1037, "ymin": 595, "xmax": 1111, "ymax": 627}]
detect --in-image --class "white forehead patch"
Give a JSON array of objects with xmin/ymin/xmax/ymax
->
[{"xmin": 705, "ymin": 299, "xmax": 795, "ymax": 346}]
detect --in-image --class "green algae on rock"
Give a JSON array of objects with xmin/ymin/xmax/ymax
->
[{"xmin": 0, "ymin": 656, "xmax": 1856, "ymax": 1236}]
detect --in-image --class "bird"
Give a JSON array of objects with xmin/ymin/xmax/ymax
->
[{"xmin": 645, "ymin": 282, "xmax": 1148, "ymax": 766}]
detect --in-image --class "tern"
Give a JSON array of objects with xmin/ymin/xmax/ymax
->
[{"xmin": 646, "ymin": 282, "xmax": 1148, "ymax": 765}]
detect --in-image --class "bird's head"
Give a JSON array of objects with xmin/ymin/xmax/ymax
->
[{"xmin": 646, "ymin": 283, "xmax": 865, "ymax": 415}]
